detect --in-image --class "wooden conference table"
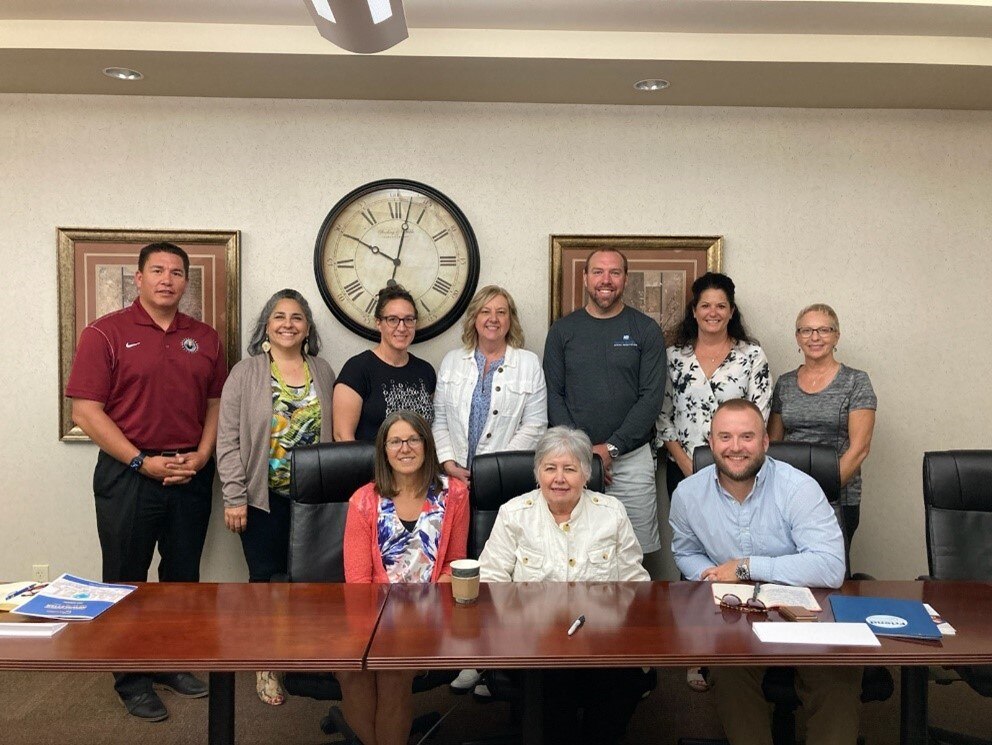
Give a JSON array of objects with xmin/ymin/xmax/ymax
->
[
  {"xmin": 0, "ymin": 582, "xmax": 388, "ymax": 745},
  {"xmin": 2, "ymin": 580, "xmax": 991, "ymax": 745}
]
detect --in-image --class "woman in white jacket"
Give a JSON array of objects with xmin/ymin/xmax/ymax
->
[
  {"xmin": 433, "ymin": 285, "xmax": 547, "ymax": 483},
  {"xmin": 434, "ymin": 285, "xmax": 548, "ymax": 696}
]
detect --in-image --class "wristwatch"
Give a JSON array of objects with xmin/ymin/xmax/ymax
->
[
  {"xmin": 735, "ymin": 558, "xmax": 751, "ymax": 581},
  {"xmin": 128, "ymin": 452, "xmax": 146, "ymax": 472},
  {"xmin": 606, "ymin": 443, "xmax": 620, "ymax": 459}
]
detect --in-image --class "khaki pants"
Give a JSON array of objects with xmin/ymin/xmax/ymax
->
[{"xmin": 710, "ymin": 666, "xmax": 862, "ymax": 745}]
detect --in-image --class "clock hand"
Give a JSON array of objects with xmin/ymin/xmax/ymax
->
[
  {"xmin": 343, "ymin": 234, "xmax": 396, "ymax": 263},
  {"xmin": 390, "ymin": 221, "xmax": 410, "ymax": 280}
]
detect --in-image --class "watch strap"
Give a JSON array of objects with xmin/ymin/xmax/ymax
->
[{"xmin": 128, "ymin": 452, "xmax": 146, "ymax": 472}]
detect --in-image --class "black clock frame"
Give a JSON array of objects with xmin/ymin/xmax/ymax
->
[{"xmin": 314, "ymin": 178, "xmax": 480, "ymax": 343}]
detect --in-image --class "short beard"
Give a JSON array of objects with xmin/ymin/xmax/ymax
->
[
  {"xmin": 717, "ymin": 453, "xmax": 765, "ymax": 483},
  {"xmin": 586, "ymin": 288, "xmax": 621, "ymax": 312}
]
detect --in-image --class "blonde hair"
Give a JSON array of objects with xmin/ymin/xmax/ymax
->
[
  {"xmin": 796, "ymin": 303, "xmax": 840, "ymax": 333},
  {"xmin": 460, "ymin": 285, "xmax": 525, "ymax": 350}
]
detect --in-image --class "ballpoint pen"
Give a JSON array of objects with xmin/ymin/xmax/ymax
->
[{"xmin": 4, "ymin": 583, "xmax": 39, "ymax": 602}]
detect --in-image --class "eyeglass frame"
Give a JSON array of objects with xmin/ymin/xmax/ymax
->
[
  {"xmin": 379, "ymin": 315, "xmax": 418, "ymax": 329},
  {"xmin": 795, "ymin": 326, "xmax": 837, "ymax": 339},
  {"xmin": 384, "ymin": 435, "xmax": 425, "ymax": 451}
]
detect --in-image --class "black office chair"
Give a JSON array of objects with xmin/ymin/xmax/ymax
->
[
  {"xmin": 281, "ymin": 441, "xmax": 448, "ymax": 742},
  {"xmin": 681, "ymin": 442, "xmax": 892, "ymax": 745},
  {"xmin": 922, "ymin": 450, "xmax": 992, "ymax": 745},
  {"xmin": 467, "ymin": 449, "xmax": 605, "ymax": 558}
]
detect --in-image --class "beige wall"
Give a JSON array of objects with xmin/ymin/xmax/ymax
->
[{"xmin": 1, "ymin": 94, "xmax": 990, "ymax": 583}]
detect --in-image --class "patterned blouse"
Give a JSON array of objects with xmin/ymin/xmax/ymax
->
[
  {"xmin": 377, "ymin": 483, "xmax": 446, "ymax": 583},
  {"xmin": 656, "ymin": 340, "xmax": 772, "ymax": 458},
  {"xmin": 268, "ymin": 364, "xmax": 321, "ymax": 494},
  {"xmin": 466, "ymin": 348, "xmax": 505, "ymax": 467}
]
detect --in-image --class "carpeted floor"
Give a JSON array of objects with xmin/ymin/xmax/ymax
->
[{"xmin": 1, "ymin": 668, "xmax": 989, "ymax": 743}]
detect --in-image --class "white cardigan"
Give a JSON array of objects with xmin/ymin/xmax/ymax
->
[{"xmin": 432, "ymin": 344, "xmax": 548, "ymax": 467}]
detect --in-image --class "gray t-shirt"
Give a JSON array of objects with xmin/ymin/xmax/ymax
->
[
  {"xmin": 771, "ymin": 364, "xmax": 876, "ymax": 506},
  {"xmin": 543, "ymin": 305, "xmax": 666, "ymax": 455}
]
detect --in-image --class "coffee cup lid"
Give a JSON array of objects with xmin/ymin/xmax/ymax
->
[{"xmin": 450, "ymin": 559, "xmax": 480, "ymax": 578}]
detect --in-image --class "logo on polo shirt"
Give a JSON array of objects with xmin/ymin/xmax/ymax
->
[
  {"xmin": 181, "ymin": 337, "xmax": 199, "ymax": 354},
  {"xmin": 125, "ymin": 342, "xmax": 141, "ymax": 349}
]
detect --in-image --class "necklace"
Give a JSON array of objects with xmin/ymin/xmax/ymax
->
[
  {"xmin": 271, "ymin": 358, "xmax": 311, "ymax": 401},
  {"xmin": 800, "ymin": 362, "xmax": 838, "ymax": 392},
  {"xmin": 695, "ymin": 338, "xmax": 732, "ymax": 365}
]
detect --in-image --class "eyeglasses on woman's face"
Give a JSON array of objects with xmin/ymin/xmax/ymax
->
[
  {"xmin": 380, "ymin": 315, "xmax": 417, "ymax": 329},
  {"xmin": 795, "ymin": 326, "xmax": 837, "ymax": 339},
  {"xmin": 385, "ymin": 435, "xmax": 425, "ymax": 451}
]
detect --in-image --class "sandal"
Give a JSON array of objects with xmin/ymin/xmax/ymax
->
[
  {"xmin": 686, "ymin": 666, "xmax": 711, "ymax": 693},
  {"xmin": 256, "ymin": 671, "xmax": 286, "ymax": 706}
]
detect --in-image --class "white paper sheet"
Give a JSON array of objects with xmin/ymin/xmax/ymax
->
[
  {"xmin": 0, "ymin": 622, "xmax": 67, "ymax": 637},
  {"xmin": 752, "ymin": 622, "xmax": 880, "ymax": 646}
]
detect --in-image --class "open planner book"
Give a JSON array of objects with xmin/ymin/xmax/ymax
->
[{"xmin": 711, "ymin": 583, "xmax": 821, "ymax": 612}]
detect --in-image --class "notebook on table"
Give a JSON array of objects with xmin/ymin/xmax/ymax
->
[{"xmin": 828, "ymin": 594, "xmax": 941, "ymax": 641}]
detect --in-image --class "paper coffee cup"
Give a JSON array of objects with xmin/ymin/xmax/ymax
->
[{"xmin": 450, "ymin": 559, "xmax": 481, "ymax": 604}]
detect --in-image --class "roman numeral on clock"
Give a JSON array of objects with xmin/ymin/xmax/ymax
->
[
  {"xmin": 361, "ymin": 208, "xmax": 377, "ymax": 226},
  {"xmin": 432, "ymin": 229, "xmax": 449, "ymax": 241},
  {"xmin": 336, "ymin": 258, "xmax": 355, "ymax": 269},
  {"xmin": 438, "ymin": 255, "xmax": 457, "ymax": 267},
  {"xmin": 343, "ymin": 279, "xmax": 364, "ymax": 301},
  {"xmin": 432, "ymin": 277, "xmax": 453, "ymax": 295},
  {"xmin": 388, "ymin": 200, "xmax": 403, "ymax": 219},
  {"xmin": 365, "ymin": 296, "xmax": 377, "ymax": 315}
]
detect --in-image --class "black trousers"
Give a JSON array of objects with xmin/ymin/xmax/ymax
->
[
  {"xmin": 239, "ymin": 491, "xmax": 291, "ymax": 583},
  {"xmin": 93, "ymin": 450, "xmax": 214, "ymax": 698},
  {"xmin": 529, "ymin": 667, "xmax": 648, "ymax": 745}
]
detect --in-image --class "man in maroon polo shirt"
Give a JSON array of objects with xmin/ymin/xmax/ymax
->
[{"xmin": 66, "ymin": 242, "xmax": 227, "ymax": 722}]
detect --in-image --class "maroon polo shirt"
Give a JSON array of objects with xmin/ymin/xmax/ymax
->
[{"xmin": 66, "ymin": 300, "xmax": 228, "ymax": 451}]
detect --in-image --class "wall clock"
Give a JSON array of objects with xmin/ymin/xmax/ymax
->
[{"xmin": 314, "ymin": 179, "xmax": 480, "ymax": 342}]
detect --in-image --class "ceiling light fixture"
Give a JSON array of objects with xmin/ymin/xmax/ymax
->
[
  {"xmin": 634, "ymin": 79, "xmax": 670, "ymax": 91},
  {"xmin": 303, "ymin": 0, "xmax": 408, "ymax": 54},
  {"xmin": 103, "ymin": 67, "xmax": 144, "ymax": 81}
]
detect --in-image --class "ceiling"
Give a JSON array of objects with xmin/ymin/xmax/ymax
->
[{"xmin": 2, "ymin": 0, "xmax": 992, "ymax": 109}]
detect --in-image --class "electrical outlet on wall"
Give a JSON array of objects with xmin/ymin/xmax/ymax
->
[{"xmin": 32, "ymin": 564, "xmax": 49, "ymax": 583}]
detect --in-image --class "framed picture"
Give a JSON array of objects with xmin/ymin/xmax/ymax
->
[
  {"xmin": 57, "ymin": 228, "xmax": 241, "ymax": 442},
  {"xmin": 549, "ymin": 235, "xmax": 723, "ymax": 338}
]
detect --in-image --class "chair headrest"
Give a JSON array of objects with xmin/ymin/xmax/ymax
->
[
  {"xmin": 290, "ymin": 441, "xmax": 376, "ymax": 505},
  {"xmin": 692, "ymin": 442, "xmax": 841, "ymax": 503},
  {"xmin": 923, "ymin": 450, "xmax": 992, "ymax": 511},
  {"xmin": 470, "ymin": 449, "xmax": 606, "ymax": 511}
]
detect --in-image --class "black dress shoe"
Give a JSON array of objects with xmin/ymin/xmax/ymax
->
[
  {"xmin": 153, "ymin": 672, "xmax": 209, "ymax": 698},
  {"xmin": 121, "ymin": 691, "xmax": 169, "ymax": 722}
]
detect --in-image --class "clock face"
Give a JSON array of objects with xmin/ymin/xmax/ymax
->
[{"xmin": 314, "ymin": 179, "xmax": 480, "ymax": 342}]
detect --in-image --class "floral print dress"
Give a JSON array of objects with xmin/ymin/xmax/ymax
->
[
  {"xmin": 376, "ymin": 483, "xmax": 446, "ymax": 583},
  {"xmin": 656, "ymin": 340, "xmax": 772, "ymax": 458}
]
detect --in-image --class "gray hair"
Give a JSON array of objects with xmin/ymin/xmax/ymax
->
[
  {"xmin": 533, "ymin": 426, "xmax": 593, "ymax": 483},
  {"xmin": 247, "ymin": 289, "xmax": 322, "ymax": 356}
]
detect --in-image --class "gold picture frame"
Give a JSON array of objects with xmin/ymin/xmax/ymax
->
[
  {"xmin": 549, "ymin": 235, "xmax": 723, "ymax": 337},
  {"xmin": 57, "ymin": 228, "xmax": 241, "ymax": 442}
]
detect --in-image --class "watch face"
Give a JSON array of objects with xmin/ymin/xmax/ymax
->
[{"xmin": 314, "ymin": 179, "xmax": 480, "ymax": 342}]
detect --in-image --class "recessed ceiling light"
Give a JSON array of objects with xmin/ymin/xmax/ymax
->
[
  {"xmin": 103, "ymin": 67, "xmax": 144, "ymax": 81},
  {"xmin": 634, "ymin": 79, "xmax": 670, "ymax": 92}
]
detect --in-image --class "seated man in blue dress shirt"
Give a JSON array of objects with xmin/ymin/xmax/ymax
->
[{"xmin": 670, "ymin": 398, "xmax": 861, "ymax": 745}]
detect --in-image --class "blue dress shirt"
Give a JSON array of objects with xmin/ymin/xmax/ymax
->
[{"xmin": 669, "ymin": 456, "xmax": 845, "ymax": 588}]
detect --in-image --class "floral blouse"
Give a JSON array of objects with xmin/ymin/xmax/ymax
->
[
  {"xmin": 376, "ymin": 484, "xmax": 446, "ymax": 583},
  {"xmin": 656, "ymin": 340, "xmax": 772, "ymax": 458}
]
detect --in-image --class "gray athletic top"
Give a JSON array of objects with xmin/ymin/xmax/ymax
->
[{"xmin": 771, "ymin": 364, "xmax": 876, "ymax": 507}]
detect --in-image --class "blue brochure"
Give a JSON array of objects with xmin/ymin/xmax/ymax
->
[
  {"xmin": 12, "ymin": 574, "xmax": 136, "ymax": 621},
  {"xmin": 828, "ymin": 594, "xmax": 941, "ymax": 641}
]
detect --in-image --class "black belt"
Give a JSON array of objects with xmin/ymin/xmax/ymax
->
[{"xmin": 144, "ymin": 448, "xmax": 198, "ymax": 456}]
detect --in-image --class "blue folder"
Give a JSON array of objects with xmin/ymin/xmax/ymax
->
[{"xmin": 828, "ymin": 594, "xmax": 941, "ymax": 641}]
